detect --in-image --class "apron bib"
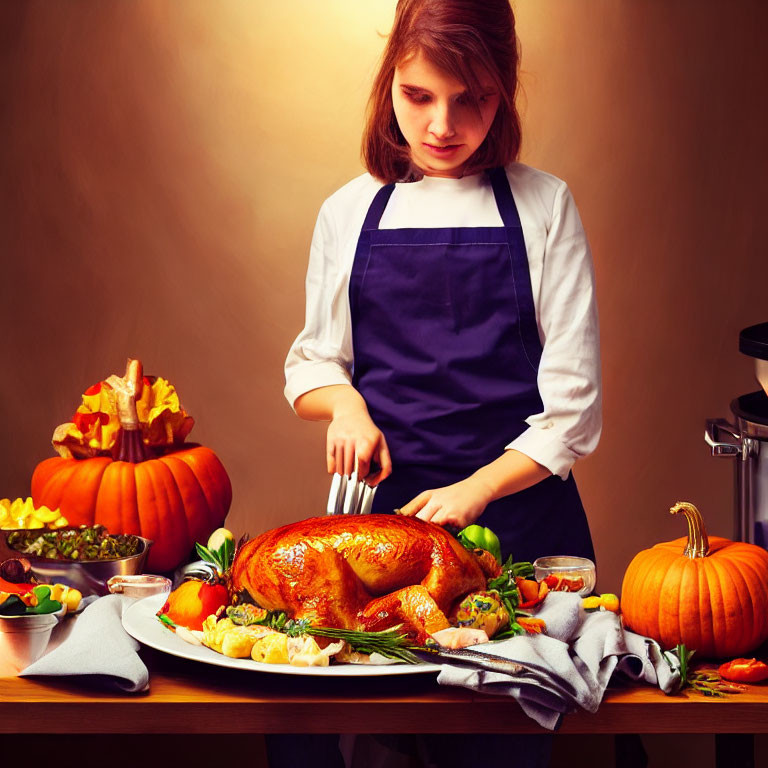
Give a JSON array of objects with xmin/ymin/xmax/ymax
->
[{"xmin": 349, "ymin": 168, "xmax": 594, "ymax": 564}]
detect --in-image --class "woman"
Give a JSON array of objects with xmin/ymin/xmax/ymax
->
[
  {"xmin": 285, "ymin": 0, "xmax": 600, "ymax": 567},
  {"xmin": 279, "ymin": 2, "xmax": 600, "ymax": 765}
]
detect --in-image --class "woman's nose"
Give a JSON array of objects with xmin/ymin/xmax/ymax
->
[{"xmin": 428, "ymin": 102, "xmax": 456, "ymax": 140}]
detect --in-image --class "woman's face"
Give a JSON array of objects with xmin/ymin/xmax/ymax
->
[{"xmin": 391, "ymin": 50, "xmax": 500, "ymax": 178}]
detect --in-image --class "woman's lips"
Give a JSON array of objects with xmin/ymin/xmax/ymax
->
[{"xmin": 422, "ymin": 142, "xmax": 462, "ymax": 157}]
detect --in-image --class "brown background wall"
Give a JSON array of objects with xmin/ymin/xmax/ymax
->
[{"xmin": 1, "ymin": 0, "xmax": 767, "ymax": 596}]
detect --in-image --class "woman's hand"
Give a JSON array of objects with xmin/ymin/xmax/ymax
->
[
  {"xmin": 398, "ymin": 450, "xmax": 553, "ymax": 529},
  {"xmin": 327, "ymin": 405, "xmax": 391, "ymax": 485},
  {"xmin": 295, "ymin": 385, "xmax": 392, "ymax": 484},
  {"xmin": 398, "ymin": 476, "xmax": 495, "ymax": 529}
]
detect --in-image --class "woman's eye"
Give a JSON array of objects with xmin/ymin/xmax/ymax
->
[{"xmin": 405, "ymin": 91, "xmax": 431, "ymax": 104}]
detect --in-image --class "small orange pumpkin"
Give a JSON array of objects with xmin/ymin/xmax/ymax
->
[
  {"xmin": 620, "ymin": 502, "xmax": 768, "ymax": 658},
  {"xmin": 31, "ymin": 360, "xmax": 232, "ymax": 573}
]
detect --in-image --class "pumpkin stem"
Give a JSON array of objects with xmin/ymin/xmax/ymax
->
[
  {"xmin": 112, "ymin": 427, "xmax": 151, "ymax": 462},
  {"xmin": 108, "ymin": 359, "xmax": 150, "ymax": 463},
  {"xmin": 670, "ymin": 501, "xmax": 710, "ymax": 559}
]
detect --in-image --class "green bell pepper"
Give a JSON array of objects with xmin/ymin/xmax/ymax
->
[{"xmin": 457, "ymin": 524, "xmax": 502, "ymax": 564}]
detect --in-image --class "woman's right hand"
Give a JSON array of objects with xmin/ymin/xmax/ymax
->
[
  {"xmin": 327, "ymin": 403, "xmax": 391, "ymax": 485},
  {"xmin": 294, "ymin": 384, "xmax": 392, "ymax": 485}
]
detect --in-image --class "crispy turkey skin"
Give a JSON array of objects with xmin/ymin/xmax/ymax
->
[{"xmin": 230, "ymin": 515, "xmax": 499, "ymax": 641}]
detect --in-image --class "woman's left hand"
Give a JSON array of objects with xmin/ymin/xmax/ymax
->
[{"xmin": 398, "ymin": 476, "xmax": 495, "ymax": 529}]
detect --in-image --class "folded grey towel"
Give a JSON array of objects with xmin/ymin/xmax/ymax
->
[
  {"xmin": 20, "ymin": 594, "xmax": 148, "ymax": 693},
  {"xmin": 437, "ymin": 592, "xmax": 681, "ymax": 730}
]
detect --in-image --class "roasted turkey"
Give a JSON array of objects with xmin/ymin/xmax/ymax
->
[{"xmin": 230, "ymin": 515, "xmax": 500, "ymax": 641}]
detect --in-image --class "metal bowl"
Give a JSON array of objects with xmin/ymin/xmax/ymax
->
[
  {"xmin": 0, "ymin": 612, "xmax": 58, "ymax": 672},
  {"xmin": 0, "ymin": 530, "xmax": 153, "ymax": 596}
]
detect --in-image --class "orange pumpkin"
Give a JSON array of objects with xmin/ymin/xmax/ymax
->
[
  {"xmin": 620, "ymin": 502, "xmax": 768, "ymax": 659},
  {"xmin": 31, "ymin": 360, "xmax": 232, "ymax": 573}
]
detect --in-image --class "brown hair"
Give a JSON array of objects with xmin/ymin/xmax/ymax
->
[{"xmin": 362, "ymin": 0, "xmax": 522, "ymax": 183}]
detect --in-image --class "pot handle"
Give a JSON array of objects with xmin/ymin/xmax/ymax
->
[{"xmin": 704, "ymin": 418, "xmax": 741, "ymax": 457}]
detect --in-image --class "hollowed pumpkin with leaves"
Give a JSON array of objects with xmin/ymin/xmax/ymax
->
[{"xmin": 31, "ymin": 359, "xmax": 231, "ymax": 573}]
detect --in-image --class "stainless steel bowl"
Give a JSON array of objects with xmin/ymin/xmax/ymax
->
[
  {"xmin": 1, "ymin": 531, "xmax": 153, "ymax": 596},
  {"xmin": 0, "ymin": 612, "xmax": 58, "ymax": 672}
]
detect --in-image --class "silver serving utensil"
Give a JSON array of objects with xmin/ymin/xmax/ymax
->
[
  {"xmin": 326, "ymin": 468, "xmax": 378, "ymax": 515},
  {"xmin": 415, "ymin": 646, "xmax": 578, "ymax": 695},
  {"xmin": 341, "ymin": 470, "xmax": 360, "ymax": 515},
  {"xmin": 326, "ymin": 472, "xmax": 345, "ymax": 515},
  {"xmin": 415, "ymin": 647, "xmax": 527, "ymax": 676},
  {"xmin": 358, "ymin": 482, "xmax": 377, "ymax": 514}
]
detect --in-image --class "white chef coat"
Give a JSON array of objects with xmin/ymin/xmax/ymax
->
[{"xmin": 284, "ymin": 163, "xmax": 601, "ymax": 480}]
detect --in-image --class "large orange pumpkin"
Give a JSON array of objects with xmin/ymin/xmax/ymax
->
[
  {"xmin": 31, "ymin": 360, "xmax": 232, "ymax": 573},
  {"xmin": 620, "ymin": 502, "xmax": 768, "ymax": 659}
]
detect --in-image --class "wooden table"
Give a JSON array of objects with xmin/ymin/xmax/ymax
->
[{"xmin": 1, "ymin": 648, "xmax": 766, "ymax": 767}]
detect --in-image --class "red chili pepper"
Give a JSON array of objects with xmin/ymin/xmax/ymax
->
[
  {"xmin": 0, "ymin": 576, "xmax": 33, "ymax": 595},
  {"xmin": 718, "ymin": 658, "xmax": 768, "ymax": 683}
]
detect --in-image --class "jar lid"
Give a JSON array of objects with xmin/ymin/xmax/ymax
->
[{"xmin": 739, "ymin": 322, "xmax": 768, "ymax": 361}]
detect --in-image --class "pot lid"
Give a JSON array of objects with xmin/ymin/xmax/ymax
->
[
  {"xmin": 731, "ymin": 390, "xmax": 768, "ymax": 429},
  {"xmin": 739, "ymin": 322, "xmax": 768, "ymax": 361}
]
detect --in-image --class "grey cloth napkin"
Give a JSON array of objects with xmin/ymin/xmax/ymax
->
[
  {"xmin": 437, "ymin": 592, "xmax": 681, "ymax": 730},
  {"xmin": 20, "ymin": 594, "xmax": 149, "ymax": 693}
]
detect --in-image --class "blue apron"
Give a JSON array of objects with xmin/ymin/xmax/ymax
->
[{"xmin": 349, "ymin": 168, "xmax": 594, "ymax": 565}]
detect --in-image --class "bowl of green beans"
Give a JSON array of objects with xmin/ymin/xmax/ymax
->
[{"xmin": 1, "ymin": 525, "xmax": 152, "ymax": 596}]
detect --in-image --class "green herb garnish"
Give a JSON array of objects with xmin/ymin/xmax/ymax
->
[
  {"xmin": 195, "ymin": 538, "xmax": 235, "ymax": 576},
  {"xmin": 665, "ymin": 643, "xmax": 745, "ymax": 697},
  {"xmin": 225, "ymin": 604, "xmax": 422, "ymax": 664}
]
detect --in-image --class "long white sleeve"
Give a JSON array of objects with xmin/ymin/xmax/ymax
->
[
  {"xmin": 283, "ymin": 199, "xmax": 356, "ymax": 405},
  {"xmin": 505, "ymin": 180, "xmax": 602, "ymax": 478}
]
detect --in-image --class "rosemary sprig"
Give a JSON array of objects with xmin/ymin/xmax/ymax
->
[
  {"xmin": 302, "ymin": 625, "xmax": 423, "ymax": 664},
  {"xmin": 226, "ymin": 604, "xmax": 422, "ymax": 664}
]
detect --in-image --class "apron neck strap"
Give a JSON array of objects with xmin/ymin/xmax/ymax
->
[
  {"xmin": 487, "ymin": 167, "xmax": 522, "ymax": 228},
  {"xmin": 361, "ymin": 183, "xmax": 396, "ymax": 231},
  {"xmin": 362, "ymin": 168, "xmax": 521, "ymax": 231}
]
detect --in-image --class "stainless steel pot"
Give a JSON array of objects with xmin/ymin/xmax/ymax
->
[
  {"xmin": 705, "ymin": 323, "xmax": 768, "ymax": 547},
  {"xmin": 706, "ymin": 391, "xmax": 768, "ymax": 547}
]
